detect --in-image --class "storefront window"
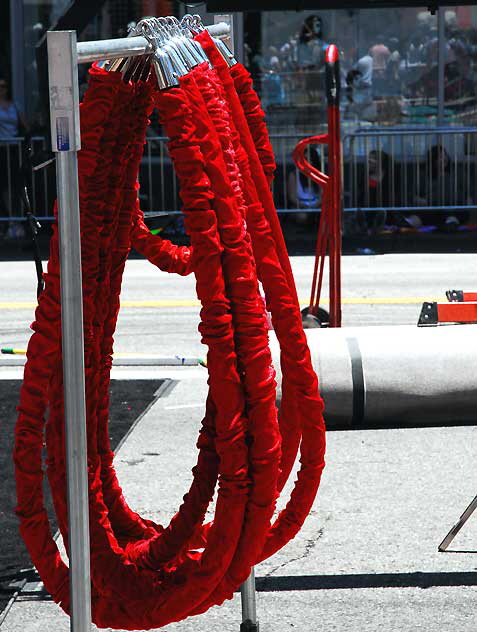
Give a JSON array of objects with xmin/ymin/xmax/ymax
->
[
  {"xmin": 20, "ymin": 0, "xmax": 106, "ymax": 128},
  {"xmin": 17, "ymin": 0, "xmax": 176, "ymax": 129},
  {"xmin": 246, "ymin": 6, "xmax": 477, "ymax": 135},
  {"xmin": 443, "ymin": 7, "xmax": 477, "ymax": 126}
]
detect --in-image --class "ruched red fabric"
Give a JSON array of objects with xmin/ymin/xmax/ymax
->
[
  {"xmin": 15, "ymin": 67, "xmax": 274, "ymax": 629},
  {"xmin": 130, "ymin": 205, "xmax": 193, "ymax": 276},
  {"xmin": 15, "ymin": 41, "xmax": 326, "ymax": 630},
  {"xmin": 193, "ymin": 42, "xmax": 318, "ymax": 527},
  {"xmin": 230, "ymin": 63, "xmax": 276, "ymax": 186},
  {"xmin": 195, "ymin": 33, "xmax": 326, "ymax": 560},
  {"xmin": 196, "ymin": 33, "xmax": 298, "ymax": 309},
  {"xmin": 195, "ymin": 63, "xmax": 303, "ymax": 492}
]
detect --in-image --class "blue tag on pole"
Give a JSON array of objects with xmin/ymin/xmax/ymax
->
[{"xmin": 56, "ymin": 117, "xmax": 70, "ymax": 151}]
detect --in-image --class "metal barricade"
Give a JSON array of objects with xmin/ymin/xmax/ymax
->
[
  {"xmin": 139, "ymin": 133, "xmax": 330, "ymax": 218},
  {"xmin": 343, "ymin": 126, "xmax": 477, "ymax": 229},
  {"xmin": 268, "ymin": 131, "xmax": 328, "ymax": 215},
  {"xmin": 0, "ymin": 136, "xmax": 53, "ymax": 222},
  {"xmin": 3, "ymin": 127, "xmax": 477, "ymax": 230},
  {"xmin": 0, "ymin": 138, "xmax": 23, "ymax": 220}
]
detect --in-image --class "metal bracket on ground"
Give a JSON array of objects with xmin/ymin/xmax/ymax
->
[
  {"xmin": 418, "ymin": 302, "xmax": 438, "ymax": 326},
  {"xmin": 439, "ymin": 494, "xmax": 477, "ymax": 552},
  {"xmin": 446, "ymin": 290, "xmax": 464, "ymax": 302},
  {"xmin": 418, "ymin": 301, "xmax": 477, "ymax": 326},
  {"xmin": 446, "ymin": 290, "xmax": 477, "ymax": 302}
]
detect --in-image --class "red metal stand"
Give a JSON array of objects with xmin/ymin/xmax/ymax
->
[
  {"xmin": 419, "ymin": 301, "xmax": 477, "ymax": 325},
  {"xmin": 418, "ymin": 289, "xmax": 477, "ymax": 325},
  {"xmin": 293, "ymin": 45, "xmax": 342, "ymax": 328},
  {"xmin": 446, "ymin": 290, "xmax": 477, "ymax": 302}
]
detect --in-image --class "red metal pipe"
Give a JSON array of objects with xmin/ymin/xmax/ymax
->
[
  {"xmin": 326, "ymin": 44, "xmax": 342, "ymax": 328},
  {"xmin": 292, "ymin": 45, "xmax": 343, "ymax": 328}
]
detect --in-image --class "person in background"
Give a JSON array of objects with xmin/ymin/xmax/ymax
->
[
  {"xmin": 297, "ymin": 15, "xmax": 328, "ymax": 69},
  {"xmin": 261, "ymin": 54, "xmax": 285, "ymax": 108},
  {"xmin": 287, "ymin": 146, "xmax": 322, "ymax": 226},
  {"xmin": 407, "ymin": 33, "xmax": 425, "ymax": 65},
  {"xmin": 369, "ymin": 36, "xmax": 391, "ymax": 97},
  {"xmin": 0, "ymin": 75, "xmax": 28, "ymax": 225},
  {"xmin": 297, "ymin": 15, "xmax": 328, "ymax": 102},
  {"xmin": 415, "ymin": 144, "xmax": 469, "ymax": 230},
  {"xmin": 357, "ymin": 149, "xmax": 393, "ymax": 233},
  {"xmin": 0, "ymin": 76, "xmax": 27, "ymax": 140},
  {"xmin": 346, "ymin": 48, "xmax": 374, "ymax": 118},
  {"xmin": 387, "ymin": 37, "xmax": 402, "ymax": 93}
]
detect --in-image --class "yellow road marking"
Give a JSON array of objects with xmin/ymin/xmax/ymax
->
[
  {"xmin": 0, "ymin": 297, "xmax": 444, "ymax": 309},
  {"xmin": 0, "ymin": 302, "xmax": 38, "ymax": 309}
]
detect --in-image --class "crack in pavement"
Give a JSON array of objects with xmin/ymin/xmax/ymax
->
[{"xmin": 265, "ymin": 529, "xmax": 324, "ymax": 577}]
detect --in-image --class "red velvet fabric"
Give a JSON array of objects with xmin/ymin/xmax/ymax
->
[
  {"xmin": 14, "ymin": 65, "xmax": 127, "ymax": 611},
  {"xmin": 42, "ymin": 72, "xmax": 165, "ymax": 606},
  {"xmin": 130, "ymin": 205, "xmax": 193, "ymax": 276},
  {"xmin": 196, "ymin": 33, "xmax": 298, "ymax": 309},
  {"xmin": 46, "ymin": 72, "xmax": 195, "ymax": 558},
  {"xmin": 230, "ymin": 63, "xmax": 276, "ymax": 186},
  {"xmin": 193, "ymin": 39, "xmax": 307, "ymax": 505},
  {"xmin": 15, "ymin": 45, "xmax": 326, "ymax": 629},
  {"xmin": 15, "ymin": 66, "xmax": 269, "ymax": 629},
  {"xmin": 195, "ymin": 32, "xmax": 326, "ymax": 561},
  {"xmin": 195, "ymin": 62, "xmax": 303, "ymax": 493},
  {"xmin": 126, "ymin": 67, "xmax": 282, "ymax": 580},
  {"xmin": 179, "ymin": 67, "xmax": 281, "ymax": 609}
]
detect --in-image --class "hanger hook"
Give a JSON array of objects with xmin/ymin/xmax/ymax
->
[
  {"xmin": 180, "ymin": 14, "xmax": 193, "ymax": 32},
  {"xmin": 192, "ymin": 14, "xmax": 205, "ymax": 33}
]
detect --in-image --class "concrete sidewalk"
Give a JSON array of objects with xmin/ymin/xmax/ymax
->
[{"xmin": 2, "ymin": 363, "xmax": 477, "ymax": 632}]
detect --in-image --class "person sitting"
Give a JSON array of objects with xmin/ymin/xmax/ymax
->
[
  {"xmin": 287, "ymin": 146, "xmax": 322, "ymax": 226},
  {"xmin": 357, "ymin": 149, "xmax": 393, "ymax": 233},
  {"xmin": 414, "ymin": 144, "xmax": 470, "ymax": 230}
]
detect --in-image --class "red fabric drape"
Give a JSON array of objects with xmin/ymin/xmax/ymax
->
[
  {"xmin": 130, "ymin": 206, "xmax": 193, "ymax": 276},
  {"xmin": 195, "ymin": 33, "xmax": 326, "ymax": 560},
  {"xmin": 230, "ymin": 63, "xmax": 276, "ymax": 186},
  {"xmin": 15, "ymin": 40, "xmax": 326, "ymax": 629},
  {"xmin": 15, "ymin": 68, "xmax": 274, "ymax": 629}
]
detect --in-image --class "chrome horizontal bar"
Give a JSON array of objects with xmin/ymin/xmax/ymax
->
[
  {"xmin": 76, "ymin": 22, "xmax": 231, "ymax": 64},
  {"xmin": 77, "ymin": 36, "xmax": 152, "ymax": 64}
]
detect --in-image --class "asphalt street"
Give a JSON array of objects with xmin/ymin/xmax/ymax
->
[
  {"xmin": 1, "ymin": 252, "xmax": 475, "ymax": 356},
  {"xmin": 1, "ymin": 252, "xmax": 477, "ymax": 631}
]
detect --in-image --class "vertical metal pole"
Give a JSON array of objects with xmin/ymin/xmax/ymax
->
[
  {"xmin": 326, "ymin": 45, "xmax": 342, "ymax": 328},
  {"xmin": 437, "ymin": 7, "xmax": 446, "ymax": 126},
  {"xmin": 214, "ymin": 14, "xmax": 236, "ymax": 56},
  {"xmin": 234, "ymin": 13, "xmax": 244, "ymax": 64},
  {"xmin": 240, "ymin": 568, "xmax": 259, "ymax": 632},
  {"xmin": 47, "ymin": 30, "xmax": 91, "ymax": 632}
]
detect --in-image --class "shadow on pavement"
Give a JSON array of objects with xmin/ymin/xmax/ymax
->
[{"xmin": 256, "ymin": 570, "xmax": 477, "ymax": 592}]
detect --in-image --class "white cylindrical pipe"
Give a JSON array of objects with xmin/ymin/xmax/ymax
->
[{"xmin": 270, "ymin": 325, "xmax": 477, "ymax": 427}]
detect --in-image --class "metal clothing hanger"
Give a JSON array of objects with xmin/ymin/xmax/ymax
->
[
  {"xmin": 100, "ymin": 14, "xmax": 236, "ymax": 88},
  {"xmin": 185, "ymin": 13, "xmax": 237, "ymax": 68},
  {"xmin": 179, "ymin": 14, "xmax": 211, "ymax": 66},
  {"xmin": 153, "ymin": 18, "xmax": 193, "ymax": 73},
  {"xmin": 166, "ymin": 16, "xmax": 207, "ymax": 67},
  {"xmin": 138, "ymin": 18, "xmax": 179, "ymax": 89}
]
